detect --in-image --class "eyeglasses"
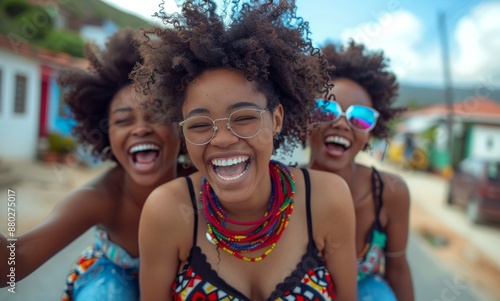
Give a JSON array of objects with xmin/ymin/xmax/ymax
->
[
  {"xmin": 312, "ymin": 99, "xmax": 379, "ymax": 132},
  {"xmin": 179, "ymin": 108, "xmax": 266, "ymax": 145}
]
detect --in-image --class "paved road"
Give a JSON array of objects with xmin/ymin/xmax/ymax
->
[{"xmin": 408, "ymin": 233, "xmax": 489, "ymax": 301}]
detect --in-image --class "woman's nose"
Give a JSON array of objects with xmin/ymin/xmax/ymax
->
[
  {"xmin": 132, "ymin": 122, "xmax": 153, "ymax": 136},
  {"xmin": 210, "ymin": 120, "xmax": 238, "ymax": 147},
  {"xmin": 330, "ymin": 115, "xmax": 350, "ymax": 131}
]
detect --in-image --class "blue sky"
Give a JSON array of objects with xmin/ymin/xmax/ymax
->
[{"xmin": 103, "ymin": 0, "xmax": 500, "ymax": 90}]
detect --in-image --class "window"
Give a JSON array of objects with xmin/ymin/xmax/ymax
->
[
  {"xmin": 14, "ymin": 74, "xmax": 27, "ymax": 114},
  {"xmin": 58, "ymin": 87, "xmax": 71, "ymax": 118}
]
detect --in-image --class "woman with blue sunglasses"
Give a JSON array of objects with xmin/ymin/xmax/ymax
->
[{"xmin": 309, "ymin": 41, "xmax": 414, "ymax": 301}]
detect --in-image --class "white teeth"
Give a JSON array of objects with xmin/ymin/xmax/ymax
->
[
  {"xmin": 325, "ymin": 136, "xmax": 351, "ymax": 148},
  {"xmin": 129, "ymin": 144, "xmax": 160, "ymax": 154},
  {"xmin": 211, "ymin": 156, "xmax": 250, "ymax": 181},
  {"xmin": 218, "ymin": 170, "xmax": 247, "ymax": 181},
  {"xmin": 216, "ymin": 162, "xmax": 250, "ymax": 181},
  {"xmin": 211, "ymin": 156, "xmax": 249, "ymax": 167}
]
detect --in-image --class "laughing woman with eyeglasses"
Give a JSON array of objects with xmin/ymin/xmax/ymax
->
[
  {"xmin": 308, "ymin": 41, "xmax": 415, "ymax": 301},
  {"xmin": 132, "ymin": 1, "xmax": 358, "ymax": 300}
]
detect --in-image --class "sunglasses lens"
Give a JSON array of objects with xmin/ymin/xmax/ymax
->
[
  {"xmin": 348, "ymin": 106, "xmax": 377, "ymax": 130},
  {"xmin": 313, "ymin": 99, "xmax": 340, "ymax": 123}
]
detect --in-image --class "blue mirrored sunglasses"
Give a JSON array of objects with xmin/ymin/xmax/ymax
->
[{"xmin": 312, "ymin": 99, "xmax": 379, "ymax": 132}]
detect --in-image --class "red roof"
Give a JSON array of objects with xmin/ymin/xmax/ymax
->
[
  {"xmin": 0, "ymin": 34, "xmax": 87, "ymax": 70},
  {"xmin": 405, "ymin": 97, "xmax": 500, "ymax": 120}
]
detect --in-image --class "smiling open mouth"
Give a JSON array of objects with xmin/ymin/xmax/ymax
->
[
  {"xmin": 129, "ymin": 144, "xmax": 160, "ymax": 166},
  {"xmin": 211, "ymin": 156, "xmax": 250, "ymax": 181},
  {"xmin": 325, "ymin": 135, "xmax": 352, "ymax": 151}
]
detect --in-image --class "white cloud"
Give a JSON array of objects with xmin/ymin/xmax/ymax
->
[
  {"xmin": 102, "ymin": 0, "xmax": 180, "ymax": 23},
  {"xmin": 102, "ymin": 1, "xmax": 500, "ymax": 89},
  {"xmin": 339, "ymin": 3, "xmax": 500, "ymax": 88},
  {"xmin": 454, "ymin": 1, "xmax": 500, "ymax": 87},
  {"xmin": 340, "ymin": 10, "xmax": 444, "ymax": 87}
]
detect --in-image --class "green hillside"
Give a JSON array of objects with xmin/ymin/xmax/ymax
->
[
  {"xmin": 0, "ymin": 0, "xmax": 151, "ymax": 57},
  {"xmin": 60, "ymin": 0, "xmax": 151, "ymax": 29}
]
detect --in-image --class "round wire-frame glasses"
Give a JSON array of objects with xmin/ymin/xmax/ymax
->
[{"xmin": 179, "ymin": 108, "xmax": 267, "ymax": 145}]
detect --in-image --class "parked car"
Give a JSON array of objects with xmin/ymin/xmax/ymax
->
[{"xmin": 447, "ymin": 157, "xmax": 500, "ymax": 223}]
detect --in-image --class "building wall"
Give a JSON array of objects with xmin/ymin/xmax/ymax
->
[
  {"xmin": 468, "ymin": 125, "xmax": 500, "ymax": 160},
  {"xmin": 80, "ymin": 20, "xmax": 118, "ymax": 48},
  {"xmin": 429, "ymin": 123, "xmax": 452, "ymax": 171},
  {"xmin": 48, "ymin": 75, "xmax": 75, "ymax": 136},
  {"xmin": 0, "ymin": 49, "xmax": 41, "ymax": 159}
]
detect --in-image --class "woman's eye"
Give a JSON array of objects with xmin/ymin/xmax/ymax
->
[
  {"xmin": 235, "ymin": 116, "xmax": 256, "ymax": 121},
  {"xmin": 188, "ymin": 123, "xmax": 212, "ymax": 131},
  {"xmin": 232, "ymin": 116, "xmax": 257, "ymax": 125},
  {"xmin": 114, "ymin": 118, "xmax": 132, "ymax": 125}
]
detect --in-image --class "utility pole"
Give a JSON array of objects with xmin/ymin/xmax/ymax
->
[{"xmin": 438, "ymin": 11, "xmax": 455, "ymax": 167}]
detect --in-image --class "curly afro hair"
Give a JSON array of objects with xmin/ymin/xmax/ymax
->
[
  {"xmin": 132, "ymin": 0, "xmax": 330, "ymax": 154},
  {"xmin": 322, "ymin": 40, "xmax": 405, "ymax": 139},
  {"xmin": 58, "ymin": 28, "xmax": 142, "ymax": 160}
]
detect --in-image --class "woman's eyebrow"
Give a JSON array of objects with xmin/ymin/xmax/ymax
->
[
  {"xmin": 227, "ymin": 101, "xmax": 263, "ymax": 111},
  {"xmin": 185, "ymin": 101, "xmax": 264, "ymax": 118},
  {"xmin": 185, "ymin": 107, "xmax": 210, "ymax": 118},
  {"xmin": 111, "ymin": 107, "xmax": 132, "ymax": 114}
]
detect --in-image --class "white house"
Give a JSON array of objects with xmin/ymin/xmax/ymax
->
[
  {"xmin": 396, "ymin": 97, "xmax": 500, "ymax": 172},
  {"xmin": 80, "ymin": 20, "xmax": 119, "ymax": 48},
  {"xmin": 469, "ymin": 125, "xmax": 500, "ymax": 160},
  {"xmin": 0, "ymin": 47, "xmax": 41, "ymax": 159},
  {"xmin": 0, "ymin": 34, "xmax": 85, "ymax": 161}
]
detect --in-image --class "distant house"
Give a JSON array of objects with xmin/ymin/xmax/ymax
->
[
  {"xmin": 0, "ymin": 34, "xmax": 85, "ymax": 160},
  {"xmin": 27, "ymin": 0, "xmax": 120, "ymax": 47},
  {"xmin": 397, "ymin": 97, "xmax": 500, "ymax": 173},
  {"xmin": 80, "ymin": 19, "xmax": 119, "ymax": 47},
  {"xmin": 1, "ymin": 1, "xmax": 147, "ymax": 162}
]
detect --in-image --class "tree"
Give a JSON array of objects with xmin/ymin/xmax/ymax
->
[{"xmin": 38, "ymin": 30, "xmax": 84, "ymax": 58}]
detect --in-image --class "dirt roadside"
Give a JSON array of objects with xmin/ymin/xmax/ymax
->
[
  {"xmin": 0, "ymin": 160, "xmax": 110, "ymax": 234},
  {"xmin": 411, "ymin": 203, "xmax": 500, "ymax": 300}
]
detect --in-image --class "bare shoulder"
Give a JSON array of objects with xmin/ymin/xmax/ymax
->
[
  {"xmin": 66, "ymin": 167, "xmax": 119, "ymax": 203},
  {"xmin": 303, "ymin": 168, "xmax": 348, "ymax": 189},
  {"xmin": 292, "ymin": 168, "xmax": 355, "ymax": 248},
  {"xmin": 142, "ymin": 174, "xmax": 200, "ymax": 230},
  {"xmin": 292, "ymin": 168, "xmax": 354, "ymax": 226},
  {"xmin": 54, "ymin": 180, "xmax": 112, "ymax": 220},
  {"xmin": 140, "ymin": 174, "xmax": 199, "ymax": 261},
  {"xmin": 56, "ymin": 168, "xmax": 124, "ymax": 223},
  {"xmin": 377, "ymin": 169, "xmax": 410, "ymax": 210},
  {"xmin": 303, "ymin": 168, "xmax": 352, "ymax": 208}
]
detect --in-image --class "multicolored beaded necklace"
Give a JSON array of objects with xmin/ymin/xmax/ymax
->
[{"xmin": 200, "ymin": 160, "xmax": 295, "ymax": 262}]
